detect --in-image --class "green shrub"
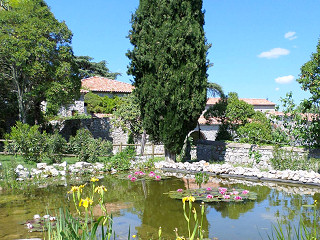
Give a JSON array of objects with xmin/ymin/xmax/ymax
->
[
  {"xmin": 215, "ymin": 124, "xmax": 233, "ymax": 141},
  {"xmin": 237, "ymin": 111, "xmax": 272, "ymax": 144},
  {"xmin": 68, "ymin": 128, "xmax": 113, "ymax": 163},
  {"xmin": 270, "ymin": 146, "xmax": 319, "ymax": 172},
  {"xmin": 5, "ymin": 122, "xmax": 47, "ymax": 163},
  {"xmin": 44, "ymin": 131, "xmax": 67, "ymax": 164},
  {"xmin": 107, "ymin": 148, "xmax": 135, "ymax": 171},
  {"xmin": 85, "ymin": 92, "xmax": 124, "ymax": 114}
]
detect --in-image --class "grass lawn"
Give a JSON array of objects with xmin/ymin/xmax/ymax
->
[{"xmin": 0, "ymin": 154, "xmax": 80, "ymax": 169}]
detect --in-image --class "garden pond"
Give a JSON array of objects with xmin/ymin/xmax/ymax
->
[{"xmin": 0, "ymin": 172, "xmax": 319, "ymax": 240}]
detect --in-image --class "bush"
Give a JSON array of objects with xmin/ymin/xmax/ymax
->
[
  {"xmin": 44, "ymin": 131, "xmax": 67, "ymax": 164},
  {"xmin": 85, "ymin": 92, "xmax": 124, "ymax": 114},
  {"xmin": 236, "ymin": 111, "xmax": 272, "ymax": 144},
  {"xmin": 107, "ymin": 147, "xmax": 135, "ymax": 171},
  {"xmin": 270, "ymin": 145, "xmax": 319, "ymax": 172},
  {"xmin": 5, "ymin": 122, "xmax": 47, "ymax": 163},
  {"xmin": 68, "ymin": 128, "xmax": 113, "ymax": 163}
]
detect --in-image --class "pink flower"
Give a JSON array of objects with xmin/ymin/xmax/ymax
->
[
  {"xmin": 232, "ymin": 191, "xmax": 239, "ymax": 195},
  {"xmin": 139, "ymin": 171, "xmax": 145, "ymax": 175},
  {"xmin": 177, "ymin": 189, "xmax": 183, "ymax": 192},
  {"xmin": 234, "ymin": 195, "xmax": 242, "ymax": 200},
  {"xmin": 242, "ymin": 190, "xmax": 249, "ymax": 194},
  {"xmin": 127, "ymin": 174, "xmax": 132, "ymax": 179},
  {"xmin": 206, "ymin": 194, "xmax": 213, "ymax": 199},
  {"xmin": 206, "ymin": 187, "xmax": 212, "ymax": 191},
  {"xmin": 134, "ymin": 171, "xmax": 139, "ymax": 175},
  {"xmin": 218, "ymin": 187, "xmax": 227, "ymax": 194},
  {"xmin": 149, "ymin": 172, "xmax": 156, "ymax": 177},
  {"xmin": 26, "ymin": 223, "xmax": 33, "ymax": 229},
  {"xmin": 130, "ymin": 177, "xmax": 137, "ymax": 182},
  {"xmin": 223, "ymin": 195, "xmax": 230, "ymax": 199},
  {"xmin": 155, "ymin": 175, "xmax": 161, "ymax": 181}
]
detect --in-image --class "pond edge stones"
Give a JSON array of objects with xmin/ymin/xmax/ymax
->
[
  {"xmin": 154, "ymin": 160, "xmax": 320, "ymax": 187},
  {"xmin": 11, "ymin": 158, "xmax": 320, "ymax": 187}
]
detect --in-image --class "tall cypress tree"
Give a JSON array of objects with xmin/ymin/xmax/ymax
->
[{"xmin": 127, "ymin": 0, "xmax": 209, "ymax": 160}]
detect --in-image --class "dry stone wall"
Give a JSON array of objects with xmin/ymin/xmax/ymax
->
[
  {"xmin": 52, "ymin": 117, "xmax": 164, "ymax": 156},
  {"xmin": 194, "ymin": 141, "xmax": 320, "ymax": 170}
]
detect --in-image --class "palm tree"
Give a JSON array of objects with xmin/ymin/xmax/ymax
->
[{"xmin": 207, "ymin": 82, "xmax": 225, "ymax": 98}]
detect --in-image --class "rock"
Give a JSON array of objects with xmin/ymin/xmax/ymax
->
[
  {"xmin": 281, "ymin": 171, "xmax": 289, "ymax": 180},
  {"xmin": 16, "ymin": 164, "xmax": 24, "ymax": 170},
  {"xmin": 60, "ymin": 161, "xmax": 67, "ymax": 168},
  {"xmin": 37, "ymin": 163, "xmax": 47, "ymax": 169}
]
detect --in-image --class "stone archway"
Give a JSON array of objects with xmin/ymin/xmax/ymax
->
[{"xmin": 189, "ymin": 130, "xmax": 206, "ymax": 145}]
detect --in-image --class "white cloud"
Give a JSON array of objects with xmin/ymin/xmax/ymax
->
[
  {"xmin": 258, "ymin": 48, "xmax": 290, "ymax": 59},
  {"xmin": 275, "ymin": 87, "xmax": 280, "ymax": 91},
  {"xmin": 285, "ymin": 31, "xmax": 297, "ymax": 40},
  {"xmin": 275, "ymin": 75, "xmax": 295, "ymax": 84}
]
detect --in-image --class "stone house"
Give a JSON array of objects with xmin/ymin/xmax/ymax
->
[
  {"xmin": 189, "ymin": 98, "xmax": 276, "ymax": 142},
  {"xmin": 57, "ymin": 76, "xmax": 134, "ymax": 117}
]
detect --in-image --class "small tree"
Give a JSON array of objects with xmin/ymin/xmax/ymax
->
[
  {"xmin": 297, "ymin": 37, "xmax": 320, "ymax": 147},
  {"xmin": 127, "ymin": 0, "xmax": 209, "ymax": 161}
]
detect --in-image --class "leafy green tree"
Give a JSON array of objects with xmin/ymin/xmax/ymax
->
[
  {"xmin": 297, "ymin": 38, "xmax": 320, "ymax": 112},
  {"xmin": 205, "ymin": 92, "xmax": 262, "ymax": 141},
  {"xmin": 112, "ymin": 94, "xmax": 143, "ymax": 138},
  {"xmin": 237, "ymin": 111, "xmax": 272, "ymax": 144},
  {"xmin": 297, "ymin": 37, "xmax": 320, "ymax": 147},
  {"xmin": 127, "ymin": 0, "xmax": 209, "ymax": 161},
  {"xmin": 75, "ymin": 56, "xmax": 121, "ymax": 80},
  {"xmin": 0, "ymin": 0, "xmax": 80, "ymax": 123},
  {"xmin": 271, "ymin": 92, "xmax": 318, "ymax": 146}
]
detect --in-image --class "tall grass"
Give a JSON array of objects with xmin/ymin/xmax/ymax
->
[{"xmin": 266, "ymin": 200, "xmax": 319, "ymax": 240}]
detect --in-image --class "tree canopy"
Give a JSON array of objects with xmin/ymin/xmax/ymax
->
[
  {"xmin": 127, "ymin": 0, "xmax": 210, "ymax": 160},
  {"xmin": 0, "ymin": 0, "xmax": 80, "ymax": 123},
  {"xmin": 297, "ymin": 38, "xmax": 320, "ymax": 112},
  {"xmin": 205, "ymin": 92, "xmax": 272, "ymax": 143},
  {"xmin": 75, "ymin": 56, "xmax": 121, "ymax": 80}
]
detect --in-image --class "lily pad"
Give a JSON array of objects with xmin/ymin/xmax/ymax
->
[
  {"xmin": 166, "ymin": 187, "xmax": 257, "ymax": 203},
  {"xmin": 116, "ymin": 171, "xmax": 170, "ymax": 182}
]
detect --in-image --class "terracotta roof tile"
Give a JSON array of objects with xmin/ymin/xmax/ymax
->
[
  {"xmin": 198, "ymin": 116, "xmax": 221, "ymax": 125},
  {"xmin": 206, "ymin": 98, "xmax": 275, "ymax": 106},
  {"xmin": 81, "ymin": 76, "xmax": 134, "ymax": 93}
]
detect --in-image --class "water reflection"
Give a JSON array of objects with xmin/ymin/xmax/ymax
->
[{"xmin": 0, "ymin": 174, "xmax": 319, "ymax": 240}]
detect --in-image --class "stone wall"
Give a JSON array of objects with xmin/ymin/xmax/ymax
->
[
  {"xmin": 195, "ymin": 141, "xmax": 320, "ymax": 169},
  {"xmin": 52, "ymin": 117, "xmax": 165, "ymax": 156}
]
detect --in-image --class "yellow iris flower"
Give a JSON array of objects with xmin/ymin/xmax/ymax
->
[
  {"xmin": 79, "ymin": 197, "xmax": 93, "ymax": 209},
  {"xmin": 68, "ymin": 184, "xmax": 85, "ymax": 194},
  {"xmin": 94, "ymin": 185, "xmax": 107, "ymax": 194},
  {"xmin": 91, "ymin": 177, "xmax": 99, "ymax": 182},
  {"xmin": 182, "ymin": 196, "xmax": 195, "ymax": 203}
]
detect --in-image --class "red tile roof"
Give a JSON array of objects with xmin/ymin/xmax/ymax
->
[
  {"xmin": 81, "ymin": 76, "xmax": 134, "ymax": 93},
  {"xmin": 198, "ymin": 116, "xmax": 221, "ymax": 125},
  {"xmin": 207, "ymin": 98, "xmax": 275, "ymax": 106}
]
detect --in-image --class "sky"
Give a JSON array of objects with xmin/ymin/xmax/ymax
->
[{"xmin": 45, "ymin": 0, "xmax": 320, "ymax": 107}]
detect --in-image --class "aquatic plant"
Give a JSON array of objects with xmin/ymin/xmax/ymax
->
[
  {"xmin": 46, "ymin": 176, "xmax": 113, "ymax": 239},
  {"xmin": 24, "ymin": 214, "xmax": 57, "ymax": 232},
  {"xmin": 266, "ymin": 200, "xmax": 320, "ymax": 240},
  {"xmin": 173, "ymin": 197, "xmax": 206, "ymax": 240},
  {"xmin": 117, "ymin": 171, "xmax": 169, "ymax": 182},
  {"xmin": 167, "ymin": 187, "xmax": 257, "ymax": 203},
  {"xmin": 195, "ymin": 172, "xmax": 209, "ymax": 188}
]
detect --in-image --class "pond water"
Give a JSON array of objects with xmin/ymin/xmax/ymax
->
[{"xmin": 0, "ymin": 173, "xmax": 319, "ymax": 240}]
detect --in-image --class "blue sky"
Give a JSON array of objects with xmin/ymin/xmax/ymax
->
[{"xmin": 45, "ymin": 0, "xmax": 320, "ymax": 107}]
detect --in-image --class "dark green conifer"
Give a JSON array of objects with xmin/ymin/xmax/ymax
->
[{"xmin": 127, "ymin": 0, "xmax": 210, "ymax": 160}]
